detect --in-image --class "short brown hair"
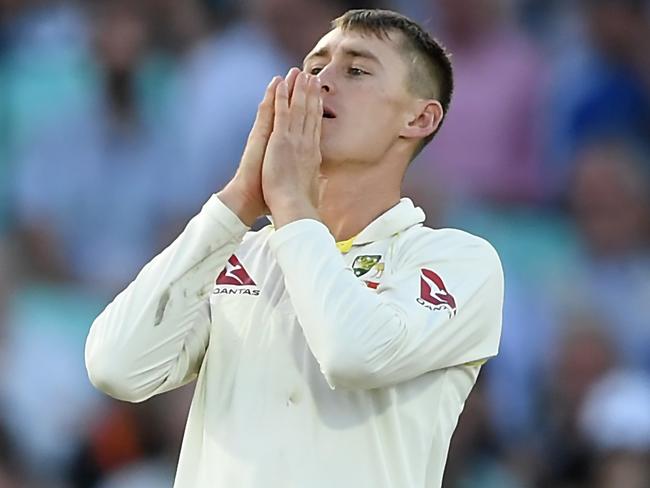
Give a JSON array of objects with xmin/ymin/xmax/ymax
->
[{"xmin": 332, "ymin": 9, "xmax": 454, "ymax": 159}]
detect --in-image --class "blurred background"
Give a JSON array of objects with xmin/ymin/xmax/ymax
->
[{"xmin": 0, "ymin": 0, "xmax": 649, "ymax": 486}]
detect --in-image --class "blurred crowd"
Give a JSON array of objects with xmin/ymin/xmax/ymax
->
[{"xmin": 0, "ymin": 0, "xmax": 649, "ymax": 487}]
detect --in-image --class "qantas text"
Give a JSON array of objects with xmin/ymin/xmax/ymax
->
[{"xmin": 213, "ymin": 287, "xmax": 260, "ymax": 296}]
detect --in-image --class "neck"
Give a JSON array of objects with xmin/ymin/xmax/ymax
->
[{"xmin": 316, "ymin": 159, "xmax": 403, "ymax": 242}]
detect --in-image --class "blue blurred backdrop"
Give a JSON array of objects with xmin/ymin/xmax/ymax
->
[{"xmin": 1, "ymin": 0, "xmax": 649, "ymax": 487}]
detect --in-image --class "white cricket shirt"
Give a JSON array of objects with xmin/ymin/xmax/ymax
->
[{"xmin": 85, "ymin": 194, "xmax": 504, "ymax": 488}]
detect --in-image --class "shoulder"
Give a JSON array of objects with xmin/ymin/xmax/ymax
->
[{"xmin": 395, "ymin": 224, "xmax": 503, "ymax": 276}]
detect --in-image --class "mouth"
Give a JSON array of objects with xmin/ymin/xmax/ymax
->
[{"xmin": 322, "ymin": 107, "xmax": 336, "ymax": 119}]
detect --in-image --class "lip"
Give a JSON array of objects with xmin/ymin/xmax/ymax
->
[{"xmin": 322, "ymin": 104, "xmax": 337, "ymax": 119}]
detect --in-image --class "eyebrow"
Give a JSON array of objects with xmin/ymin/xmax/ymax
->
[{"xmin": 302, "ymin": 46, "xmax": 383, "ymax": 69}]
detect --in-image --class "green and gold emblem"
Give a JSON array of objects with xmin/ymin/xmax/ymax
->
[{"xmin": 352, "ymin": 255, "xmax": 382, "ymax": 277}]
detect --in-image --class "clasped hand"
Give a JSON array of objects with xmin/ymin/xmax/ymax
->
[{"xmin": 219, "ymin": 68, "xmax": 323, "ymax": 228}]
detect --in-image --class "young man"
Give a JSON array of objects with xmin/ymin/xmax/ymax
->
[{"xmin": 86, "ymin": 9, "xmax": 504, "ymax": 488}]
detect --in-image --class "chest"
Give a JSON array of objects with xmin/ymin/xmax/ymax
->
[{"xmin": 206, "ymin": 234, "xmax": 394, "ymax": 367}]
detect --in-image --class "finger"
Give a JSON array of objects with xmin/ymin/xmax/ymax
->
[
  {"xmin": 289, "ymin": 72, "xmax": 308, "ymax": 134},
  {"xmin": 314, "ymin": 86, "xmax": 323, "ymax": 148},
  {"xmin": 285, "ymin": 67, "xmax": 301, "ymax": 102},
  {"xmin": 302, "ymin": 75, "xmax": 320, "ymax": 137},
  {"xmin": 313, "ymin": 109, "xmax": 323, "ymax": 158},
  {"xmin": 274, "ymin": 79, "xmax": 290, "ymax": 132},
  {"xmin": 307, "ymin": 76, "xmax": 323, "ymax": 147},
  {"xmin": 250, "ymin": 76, "xmax": 281, "ymax": 139}
]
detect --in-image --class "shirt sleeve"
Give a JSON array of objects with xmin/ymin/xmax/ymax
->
[
  {"xmin": 85, "ymin": 195, "xmax": 249, "ymax": 402},
  {"xmin": 268, "ymin": 219, "xmax": 504, "ymax": 390}
]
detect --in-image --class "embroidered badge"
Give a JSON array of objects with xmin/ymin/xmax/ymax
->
[
  {"xmin": 352, "ymin": 255, "xmax": 382, "ymax": 277},
  {"xmin": 416, "ymin": 268, "xmax": 457, "ymax": 317}
]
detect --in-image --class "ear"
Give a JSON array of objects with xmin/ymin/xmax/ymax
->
[{"xmin": 399, "ymin": 100, "xmax": 444, "ymax": 140}]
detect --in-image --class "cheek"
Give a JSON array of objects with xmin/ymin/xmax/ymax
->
[
  {"xmin": 352, "ymin": 101, "xmax": 403, "ymax": 147},
  {"xmin": 346, "ymin": 91, "xmax": 401, "ymax": 131},
  {"xmin": 320, "ymin": 87, "xmax": 405, "ymax": 160},
  {"xmin": 321, "ymin": 115, "xmax": 394, "ymax": 162}
]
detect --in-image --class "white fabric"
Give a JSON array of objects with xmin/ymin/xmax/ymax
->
[{"xmin": 86, "ymin": 194, "xmax": 504, "ymax": 488}]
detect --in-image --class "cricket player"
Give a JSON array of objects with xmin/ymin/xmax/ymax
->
[{"xmin": 86, "ymin": 9, "xmax": 504, "ymax": 488}]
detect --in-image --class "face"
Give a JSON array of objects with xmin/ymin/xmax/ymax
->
[
  {"xmin": 95, "ymin": 6, "xmax": 148, "ymax": 72},
  {"xmin": 572, "ymin": 146, "xmax": 648, "ymax": 256},
  {"xmin": 302, "ymin": 28, "xmax": 428, "ymax": 166},
  {"xmin": 584, "ymin": 1, "xmax": 642, "ymax": 59}
]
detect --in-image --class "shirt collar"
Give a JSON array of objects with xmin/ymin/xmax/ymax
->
[
  {"xmin": 351, "ymin": 197, "xmax": 425, "ymax": 247},
  {"xmin": 267, "ymin": 198, "xmax": 426, "ymax": 252}
]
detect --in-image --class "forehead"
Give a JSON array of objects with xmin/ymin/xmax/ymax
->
[{"xmin": 303, "ymin": 27, "xmax": 407, "ymax": 70}]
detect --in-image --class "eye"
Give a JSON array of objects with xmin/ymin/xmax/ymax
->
[
  {"xmin": 347, "ymin": 67, "xmax": 369, "ymax": 76},
  {"xmin": 308, "ymin": 66, "xmax": 323, "ymax": 75}
]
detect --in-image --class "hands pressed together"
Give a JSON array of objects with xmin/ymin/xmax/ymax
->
[{"xmin": 219, "ymin": 68, "xmax": 324, "ymax": 228}]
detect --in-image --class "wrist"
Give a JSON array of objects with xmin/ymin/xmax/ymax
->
[
  {"xmin": 218, "ymin": 182, "xmax": 264, "ymax": 227},
  {"xmin": 269, "ymin": 197, "xmax": 319, "ymax": 229}
]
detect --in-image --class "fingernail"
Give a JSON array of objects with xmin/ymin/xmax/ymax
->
[{"xmin": 268, "ymin": 76, "xmax": 278, "ymax": 88}]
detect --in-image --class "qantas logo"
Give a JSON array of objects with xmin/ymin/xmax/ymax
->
[
  {"xmin": 214, "ymin": 255, "xmax": 260, "ymax": 296},
  {"xmin": 216, "ymin": 255, "xmax": 256, "ymax": 286},
  {"xmin": 416, "ymin": 268, "xmax": 457, "ymax": 317}
]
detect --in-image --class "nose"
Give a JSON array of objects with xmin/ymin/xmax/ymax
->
[{"xmin": 315, "ymin": 64, "xmax": 335, "ymax": 94}]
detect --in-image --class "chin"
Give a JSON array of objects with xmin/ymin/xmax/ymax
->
[
  {"xmin": 319, "ymin": 133, "xmax": 370, "ymax": 166},
  {"xmin": 319, "ymin": 138, "xmax": 335, "ymax": 161},
  {"xmin": 319, "ymin": 142, "xmax": 346, "ymax": 166}
]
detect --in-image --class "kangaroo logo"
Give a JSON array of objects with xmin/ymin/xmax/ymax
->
[{"xmin": 417, "ymin": 268, "xmax": 457, "ymax": 316}]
